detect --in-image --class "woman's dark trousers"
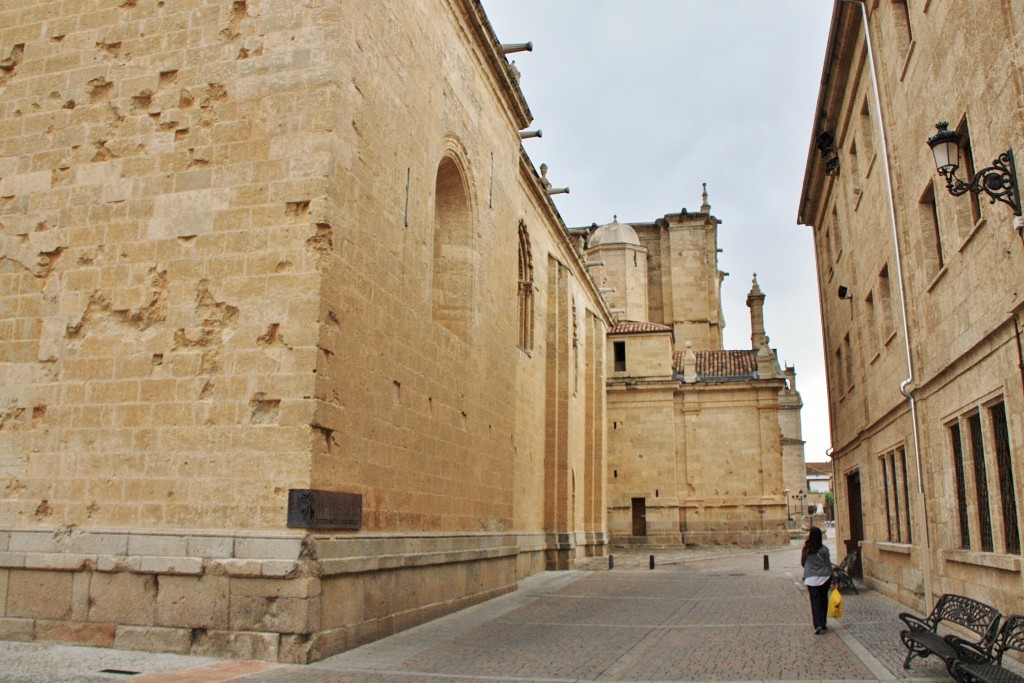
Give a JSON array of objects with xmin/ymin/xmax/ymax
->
[{"xmin": 807, "ymin": 578, "xmax": 832, "ymax": 630}]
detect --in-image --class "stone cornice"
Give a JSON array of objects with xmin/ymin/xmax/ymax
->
[
  {"xmin": 450, "ymin": 0, "xmax": 533, "ymax": 131},
  {"xmin": 798, "ymin": 0, "xmax": 854, "ymax": 226},
  {"xmin": 518, "ymin": 148, "xmax": 612, "ymax": 323}
]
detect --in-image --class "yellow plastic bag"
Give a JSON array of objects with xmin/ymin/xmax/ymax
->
[{"xmin": 828, "ymin": 587, "xmax": 843, "ymax": 618}]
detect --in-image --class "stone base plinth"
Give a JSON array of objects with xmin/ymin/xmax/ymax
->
[{"xmin": 0, "ymin": 527, "xmax": 599, "ymax": 663}]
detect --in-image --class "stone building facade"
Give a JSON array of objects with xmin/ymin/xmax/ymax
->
[
  {"xmin": 800, "ymin": 1, "xmax": 1024, "ymax": 613},
  {"xmin": 581, "ymin": 199, "xmax": 805, "ymax": 547},
  {"xmin": 0, "ymin": 0, "xmax": 609, "ymax": 662}
]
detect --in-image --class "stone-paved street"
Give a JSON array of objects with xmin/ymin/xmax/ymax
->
[{"xmin": 0, "ymin": 539, "xmax": 967, "ymax": 682}]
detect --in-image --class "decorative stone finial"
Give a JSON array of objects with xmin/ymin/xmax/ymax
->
[
  {"xmin": 756, "ymin": 337, "xmax": 777, "ymax": 378},
  {"xmin": 701, "ymin": 182, "xmax": 710, "ymax": 212},
  {"xmin": 749, "ymin": 272, "xmax": 762, "ymax": 296},
  {"xmin": 747, "ymin": 273, "xmax": 766, "ymax": 351},
  {"xmin": 539, "ymin": 163, "xmax": 551, "ymax": 188},
  {"xmin": 508, "ymin": 60, "xmax": 521, "ymax": 82},
  {"xmin": 682, "ymin": 340, "xmax": 697, "ymax": 383}
]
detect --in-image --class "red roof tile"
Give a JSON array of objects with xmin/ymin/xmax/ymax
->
[
  {"xmin": 672, "ymin": 349, "xmax": 758, "ymax": 381},
  {"xmin": 609, "ymin": 321, "xmax": 673, "ymax": 335},
  {"xmin": 806, "ymin": 461, "xmax": 832, "ymax": 476}
]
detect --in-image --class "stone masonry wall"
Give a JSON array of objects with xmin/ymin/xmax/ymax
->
[
  {"xmin": 803, "ymin": 1, "xmax": 1024, "ymax": 614},
  {"xmin": 0, "ymin": 0, "xmax": 609, "ymax": 661},
  {"xmin": 0, "ymin": 0, "xmax": 328, "ymax": 530}
]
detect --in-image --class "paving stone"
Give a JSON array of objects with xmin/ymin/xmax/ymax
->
[{"xmin": 0, "ymin": 541, "xmax": 965, "ymax": 682}]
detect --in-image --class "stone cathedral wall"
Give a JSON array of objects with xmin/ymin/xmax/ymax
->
[{"xmin": 0, "ymin": 0, "xmax": 608, "ymax": 661}]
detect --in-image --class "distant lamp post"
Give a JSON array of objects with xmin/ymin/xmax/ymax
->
[
  {"xmin": 927, "ymin": 122, "xmax": 1022, "ymax": 225},
  {"xmin": 784, "ymin": 488, "xmax": 791, "ymax": 522}
]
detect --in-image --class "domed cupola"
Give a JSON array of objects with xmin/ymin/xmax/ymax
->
[
  {"xmin": 585, "ymin": 215, "xmax": 649, "ymax": 323},
  {"xmin": 587, "ymin": 215, "xmax": 641, "ymax": 249}
]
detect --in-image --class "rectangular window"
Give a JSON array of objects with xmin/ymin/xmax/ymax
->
[
  {"xmin": 843, "ymin": 333, "xmax": 853, "ymax": 391},
  {"xmin": 890, "ymin": 452, "xmax": 902, "ymax": 542},
  {"xmin": 860, "ymin": 99, "xmax": 874, "ymax": 159},
  {"xmin": 951, "ymin": 423, "xmax": 971, "ymax": 549},
  {"xmin": 900, "ymin": 447, "xmax": 913, "ymax": 544},
  {"xmin": 919, "ymin": 182, "xmax": 944, "ymax": 275},
  {"xmin": 990, "ymin": 402, "xmax": 1020, "ymax": 554},
  {"xmin": 824, "ymin": 224, "xmax": 835, "ymax": 268},
  {"xmin": 881, "ymin": 447, "xmax": 912, "ymax": 543},
  {"xmin": 865, "ymin": 291, "xmax": 879, "ymax": 354},
  {"xmin": 834, "ymin": 346, "xmax": 844, "ymax": 395},
  {"xmin": 881, "ymin": 455, "xmax": 893, "ymax": 541},
  {"xmin": 879, "ymin": 264, "xmax": 895, "ymax": 340},
  {"xmin": 968, "ymin": 413, "xmax": 994, "ymax": 552},
  {"xmin": 849, "ymin": 139, "xmax": 861, "ymax": 187},
  {"xmin": 956, "ymin": 119, "xmax": 982, "ymax": 234},
  {"xmin": 613, "ymin": 341, "xmax": 626, "ymax": 373},
  {"xmin": 892, "ymin": 0, "xmax": 913, "ymax": 58},
  {"xmin": 831, "ymin": 205, "xmax": 843, "ymax": 261}
]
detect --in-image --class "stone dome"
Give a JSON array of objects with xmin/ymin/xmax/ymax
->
[{"xmin": 588, "ymin": 216, "xmax": 640, "ymax": 248}]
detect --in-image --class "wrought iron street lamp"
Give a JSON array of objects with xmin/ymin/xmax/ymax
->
[
  {"xmin": 927, "ymin": 122, "xmax": 1022, "ymax": 223},
  {"xmin": 817, "ymin": 132, "xmax": 840, "ymax": 177}
]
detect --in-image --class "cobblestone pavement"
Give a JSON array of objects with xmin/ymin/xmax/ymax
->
[{"xmin": 0, "ymin": 540, "xmax": 963, "ymax": 683}]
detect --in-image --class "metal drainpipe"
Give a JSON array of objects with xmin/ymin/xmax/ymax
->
[{"xmin": 840, "ymin": 0, "xmax": 932, "ymax": 607}]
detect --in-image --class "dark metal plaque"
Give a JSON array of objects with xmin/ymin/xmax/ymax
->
[{"xmin": 287, "ymin": 489, "xmax": 362, "ymax": 530}]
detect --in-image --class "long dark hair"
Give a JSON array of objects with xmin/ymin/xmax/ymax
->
[{"xmin": 804, "ymin": 526, "xmax": 823, "ymax": 554}]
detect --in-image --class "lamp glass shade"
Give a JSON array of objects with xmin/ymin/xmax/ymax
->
[
  {"xmin": 927, "ymin": 123, "xmax": 962, "ymax": 175},
  {"xmin": 931, "ymin": 138, "xmax": 960, "ymax": 174}
]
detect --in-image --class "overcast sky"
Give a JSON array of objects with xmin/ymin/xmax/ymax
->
[{"xmin": 484, "ymin": 1, "xmax": 836, "ymax": 463}]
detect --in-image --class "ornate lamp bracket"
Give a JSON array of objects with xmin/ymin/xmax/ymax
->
[{"xmin": 942, "ymin": 149, "xmax": 1022, "ymax": 218}]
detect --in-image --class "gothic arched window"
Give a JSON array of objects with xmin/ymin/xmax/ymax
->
[{"xmin": 517, "ymin": 220, "xmax": 534, "ymax": 351}]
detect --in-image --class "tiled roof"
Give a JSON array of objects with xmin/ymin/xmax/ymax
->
[
  {"xmin": 609, "ymin": 321, "xmax": 673, "ymax": 335},
  {"xmin": 672, "ymin": 349, "xmax": 758, "ymax": 382},
  {"xmin": 806, "ymin": 461, "xmax": 832, "ymax": 476}
]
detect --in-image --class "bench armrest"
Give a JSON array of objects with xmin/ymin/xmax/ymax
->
[
  {"xmin": 900, "ymin": 612, "xmax": 935, "ymax": 632},
  {"xmin": 945, "ymin": 635, "xmax": 993, "ymax": 665}
]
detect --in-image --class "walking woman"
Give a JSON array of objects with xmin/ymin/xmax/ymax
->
[{"xmin": 801, "ymin": 526, "xmax": 832, "ymax": 634}]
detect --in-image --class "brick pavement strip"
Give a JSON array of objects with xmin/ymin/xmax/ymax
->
[
  {"xmin": 0, "ymin": 542, "xmax": 956, "ymax": 682},
  {"xmin": 128, "ymin": 660, "xmax": 282, "ymax": 682}
]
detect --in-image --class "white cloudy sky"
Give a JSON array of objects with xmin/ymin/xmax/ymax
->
[{"xmin": 484, "ymin": 1, "xmax": 836, "ymax": 462}]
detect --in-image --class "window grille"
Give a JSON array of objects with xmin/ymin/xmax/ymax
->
[
  {"xmin": 890, "ymin": 452, "xmax": 902, "ymax": 542},
  {"xmin": 968, "ymin": 413, "xmax": 994, "ymax": 552},
  {"xmin": 990, "ymin": 402, "xmax": 1020, "ymax": 554},
  {"xmin": 951, "ymin": 423, "xmax": 971, "ymax": 549},
  {"xmin": 881, "ymin": 455, "xmax": 893, "ymax": 541},
  {"xmin": 900, "ymin": 447, "xmax": 913, "ymax": 543}
]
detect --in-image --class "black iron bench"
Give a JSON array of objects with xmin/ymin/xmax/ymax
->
[
  {"xmin": 899, "ymin": 593, "xmax": 1002, "ymax": 670},
  {"xmin": 831, "ymin": 551, "xmax": 858, "ymax": 594},
  {"xmin": 948, "ymin": 614, "xmax": 1024, "ymax": 683}
]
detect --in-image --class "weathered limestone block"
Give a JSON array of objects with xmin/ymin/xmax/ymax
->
[
  {"xmin": 229, "ymin": 595, "xmax": 319, "ymax": 634},
  {"xmin": 192, "ymin": 629, "xmax": 278, "ymax": 661},
  {"xmin": 127, "ymin": 533, "xmax": 187, "ymax": 558},
  {"xmin": 230, "ymin": 576, "xmax": 321, "ymax": 600},
  {"xmin": 0, "ymin": 618, "xmax": 33, "ymax": 641},
  {"xmin": 113, "ymin": 625, "xmax": 193, "ymax": 654},
  {"xmin": 35, "ymin": 620, "xmax": 117, "ymax": 647},
  {"xmin": 155, "ymin": 575, "xmax": 229, "ymax": 630},
  {"xmin": 88, "ymin": 572, "xmax": 157, "ymax": 626},
  {"xmin": 6, "ymin": 570, "xmax": 72, "ymax": 620}
]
